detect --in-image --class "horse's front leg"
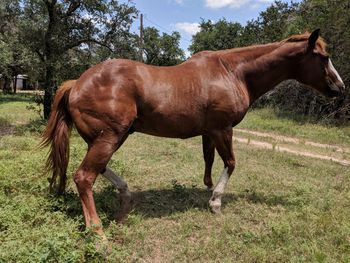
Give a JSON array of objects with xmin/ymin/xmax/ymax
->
[
  {"xmin": 207, "ymin": 128, "xmax": 235, "ymax": 213},
  {"xmin": 202, "ymin": 135, "xmax": 215, "ymax": 190}
]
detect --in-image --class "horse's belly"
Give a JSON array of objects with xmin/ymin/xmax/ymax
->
[{"xmin": 132, "ymin": 113, "xmax": 204, "ymax": 139}]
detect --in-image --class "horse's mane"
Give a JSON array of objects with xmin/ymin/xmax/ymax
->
[{"xmin": 283, "ymin": 32, "xmax": 328, "ymax": 52}]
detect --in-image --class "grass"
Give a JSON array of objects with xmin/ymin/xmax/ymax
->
[
  {"xmin": 237, "ymin": 107, "xmax": 350, "ymax": 147},
  {"xmin": 232, "ymin": 130, "xmax": 350, "ymax": 162},
  {"xmin": 0, "ymin": 94, "xmax": 349, "ymax": 262}
]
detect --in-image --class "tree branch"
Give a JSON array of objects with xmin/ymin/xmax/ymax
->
[
  {"xmin": 64, "ymin": 38, "xmax": 113, "ymax": 53},
  {"xmin": 35, "ymin": 49, "xmax": 45, "ymax": 62},
  {"xmin": 65, "ymin": 0, "xmax": 81, "ymax": 17}
]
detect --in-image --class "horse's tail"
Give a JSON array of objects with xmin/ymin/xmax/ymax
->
[{"xmin": 41, "ymin": 80, "xmax": 76, "ymax": 194}]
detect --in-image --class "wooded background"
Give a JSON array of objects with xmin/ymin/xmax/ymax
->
[{"xmin": 0, "ymin": 0, "xmax": 349, "ymax": 120}]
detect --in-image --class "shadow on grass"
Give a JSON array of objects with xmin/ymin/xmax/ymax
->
[
  {"xmin": 0, "ymin": 93, "xmax": 35, "ymax": 104},
  {"xmin": 237, "ymin": 189, "xmax": 306, "ymax": 207},
  {"xmin": 49, "ymin": 183, "xmax": 300, "ymax": 228},
  {"xmin": 0, "ymin": 117, "xmax": 15, "ymax": 136},
  {"xmin": 49, "ymin": 184, "xmax": 237, "ymax": 227},
  {"xmin": 15, "ymin": 118, "xmax": 46, "ymax": 136},
  {"xmin": 0, "ymin": 118, "xmax": 45, "ymax": 137},
  {"xmin": 130, "ymin": 186, "xmax": 223, "ymax": 218}
]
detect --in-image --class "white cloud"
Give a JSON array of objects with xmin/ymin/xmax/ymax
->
[
  {"xmin": 206, "ymin": 0, "xmax": 249, "ymax": 8},
  {"xmin": 184, "ymin": 50, "xmax": 192, "ymax": 58},
  {"xmin": 175, "ymin": 22, "xmax": 200, "ymax": 35},
  {"xmin": 173, "ymin": 0, "xmax": 184, "ymax": 4},
  {"xmin": 205, "ymin": 0, "xmax": 274, "ymax": 9}
]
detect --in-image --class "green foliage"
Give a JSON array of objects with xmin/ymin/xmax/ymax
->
[
  {"xmin": 142, "ymin": 27, "xmax": 185, "ymax": 66},
  {"xmin": 0, "ymin": 36, "xmax": 12, "ymax": 78},
  {"xmin": 255, "ymin": 1, "xmax": 300, "ymax": 42},
  {"xmin": 189, "ymin": 2, "xmax": 299, "ymax": 53},
  {"xmin": 0, "ymin": 0, "xmax": 39, "ymax": 93},
  {"xmin": 19, "ymin": 0, "xmax": 139, "ymax": 68},
  {"xmin": 189, "ymin": 18, "xmax": 243, "ymax": 54}
]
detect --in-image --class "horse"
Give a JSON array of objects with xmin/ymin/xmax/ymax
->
[{"xmin": 42, "ymin": 29, "xmax": 345, "ymax": 238}]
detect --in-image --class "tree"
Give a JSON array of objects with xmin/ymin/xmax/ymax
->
[
  {"xmin": 189, "ymin": 19, "xmax": 243, "ymax": 54},
  {"xmin": 256, "ymin": 1, "xmax": 300, "ymax": 42},
  {"xmin": 18, "ymin": 0, "xmax": 138, "ymax": 119},
  {"xmin": 0, "ymin": 0, "xmax": 37, "ymax": 93},
  {"xmin": 142, "ymin": 27, "xmax": 185, "ymax": 66}
]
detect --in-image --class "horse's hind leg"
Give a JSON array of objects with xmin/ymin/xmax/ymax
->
[
  {"xmin": 202, "ymin": 135, "xmax": 215, "ymax": 190},
  {"xmin": 101, "ymin": 167, "xmax": 132, "ymax": 222},
  {"xmin": 74, "ymin": 134, "xmax": 122, "ymax": 237}
]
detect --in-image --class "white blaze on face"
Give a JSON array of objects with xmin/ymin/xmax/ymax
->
[{"xmin": 328, "ymin": 59, "xmax": 344, "ymax": 86}]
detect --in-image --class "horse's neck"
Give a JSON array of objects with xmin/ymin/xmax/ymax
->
[{"xmin": 222, "ymin": 42, "xmax": 298, "ymax": 104}]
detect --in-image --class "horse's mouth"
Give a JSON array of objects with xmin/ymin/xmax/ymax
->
[
  {"xmin": 326, "ymin": 78, "xmax": 345, "ymax": 98},
  {"xmin": 326, "ymin": 85, "xmax": 345, "ymax": 98},
  {"xmin": 327, "ymin": 89, "xmax": 340, "ymax": 98}
]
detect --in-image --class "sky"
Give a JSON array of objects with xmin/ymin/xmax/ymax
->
[{"xmin": 125, "ymin": 0, "xmax": 302, "ymax": 56}]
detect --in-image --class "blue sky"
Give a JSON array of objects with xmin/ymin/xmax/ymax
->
[{"xmin": 126, "ymin": 0, "xmax": 301, "ymax": 55}]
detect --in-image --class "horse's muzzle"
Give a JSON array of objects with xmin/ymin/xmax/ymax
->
[{"xmin": 327, "ymin": 83, "xmax": 346, "ymax": 98}]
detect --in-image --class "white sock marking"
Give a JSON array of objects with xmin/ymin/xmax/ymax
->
[
  {"xmin": 214, "ymin": 167, "xmax": 229, "ymax": 195},
  {"xmin": 209, "ymin": 167, "xmax": 229, "ymax": 212},
  {"xmin": 102, "ymin": 167, "xmax": 129, "ymax": 193}
]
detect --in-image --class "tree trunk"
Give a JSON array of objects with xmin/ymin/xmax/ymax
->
[
  {"xmin": 43, "ymin": 89, "xmax": 53, "ymax": 120},
  {"xmin": 13, "ymin": 75, "xmax": 17, "ymax": 94},
  {"xmin": 3, "ymin": 77, "xmax": 11, "ymax": 94},
  {"xmin": 2, "ymin": 79, "xmax": 6, "ymax": 93},
  {"xmin": 42, "ymin": 1, "xmax": 57, "ymax": 120},
  {"xmin": 43, "ymin": 66, "xmax": 55, "ymax": 119}
]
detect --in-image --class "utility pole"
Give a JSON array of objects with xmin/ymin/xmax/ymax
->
[{"xmin": 139, "ymin": 13, "xmax": 144, "ymax": 62}]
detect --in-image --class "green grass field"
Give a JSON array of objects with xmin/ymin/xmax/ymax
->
[{"xmin": 0, "ymin": 93, "xmax": 349, "ymax": 262}]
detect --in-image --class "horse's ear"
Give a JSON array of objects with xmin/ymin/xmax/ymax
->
[{"xmin": 308, "ymin": 29, "xmax": 320, "ymax": 50}]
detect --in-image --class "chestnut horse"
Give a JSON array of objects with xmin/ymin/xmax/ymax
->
[{"xmin": 43, "ymin": 29, "xmax": 345, "ymax": 237}]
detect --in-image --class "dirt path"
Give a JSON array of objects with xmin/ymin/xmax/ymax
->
[
  {"xmin": 235, "ymin": 128, "xmax": 350, "ymax": 153},
  {"xmin": 233, "ymin": 129, "xmax": 350, "ymax": 166}
]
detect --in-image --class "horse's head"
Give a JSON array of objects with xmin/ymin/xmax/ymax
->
[{"xmin": 295, "ymin": 29, "xmax": 345, "ymax": 98}]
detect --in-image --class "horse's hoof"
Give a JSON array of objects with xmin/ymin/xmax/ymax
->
[
  {"xmin": 209, "ymin": 197, "xmax": 222, "ymax": 214},
  {"xmin": 209, "ymin": 203, "xmax": 221, "ymax": 214},
  {"xmin": 116, "ymin": 194, "xmax": 134, "ymax": 223},
  {"xmin": 95, "ymin": 234, "xmax": 112, "ymax": 255}
]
